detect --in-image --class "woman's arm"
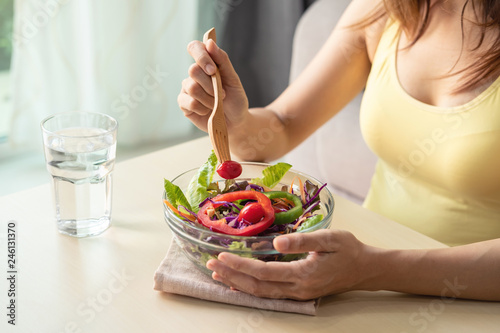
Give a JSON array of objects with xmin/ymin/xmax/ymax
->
[
  {"xmin": 369, "ymin": 238, "xmax": 500, "ymax": 300},
  {"xmin": 178, "ymin": 0, "xmax": 383, "ymax": 161},
  {"xmin": 206, "ymin": 230, "xmax": 500, "ymax": 301}
]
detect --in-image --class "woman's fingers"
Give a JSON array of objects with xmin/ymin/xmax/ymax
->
[
  {"xmin": 207, "ymin": 253, "xmax": 327, "ymax": 300},
  {"xmin": 205, "ymin": 230, "xmax": 368, "ymax": 300},
  {"xmin": 182, "ymin": 45, "xmax": 229, "ymax": 112},
  {"xmin": 187, "ymin": 40, "xmax": 217, "ymax": 75},
  {"xmin": 211, "ymin": 252, "xmax": 298, "ymax": 282},
  {"xmin": 181, "ymin": 76, "xmax": 215, "ymax": 110},
  {"xmin": 187, "ymin": 63, "xmax": 213, "ymax": 96},
  {"xmin": 207, "ymin": 256, "xmax": 299, "ymax": 299},
  {"xmin": 180, "ymin": 38, "xmax": 249, "ymax": 131},
  {"xmin": 177, "ymin": 89, "xmax": 212, "ymax": 116},
  {"xmin": 205, "ymin": 40, "xmax": 242, "ymax": 88},
  {"xmin": 187, "ymin": 39, "xmax": 240, "ymax": 89},
  {"xmin": 274, "ymin": 229, "xmax": 347, "ymax": 254},
  {"xmin": 211, "ymin": 270, "xmax": 294, "ymax": 299}
]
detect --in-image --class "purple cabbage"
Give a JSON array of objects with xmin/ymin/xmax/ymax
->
[
  {"xmin": 303, "ymin": 183, "xmax": 327, "ymax": 210},
  {"xmin": 245, "ymin": 183, "xmax": 265, "ymax": 192},
  {"xmin": 302, "ymin": 200, "xmax": 320, "ymax": 217}
]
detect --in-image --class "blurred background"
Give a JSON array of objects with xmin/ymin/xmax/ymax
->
[{"xmin": 0, "ymin": 0, "xmax": 316, "ymax": 196}]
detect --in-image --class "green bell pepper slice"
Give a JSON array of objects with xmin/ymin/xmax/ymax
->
[{"xmin": 263, "ymin": 191, "xmax": 303, "ymax": 225}]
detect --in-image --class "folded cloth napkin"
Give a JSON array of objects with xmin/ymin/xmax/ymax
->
[{"xmin": 153, "ymin": 241, "xmax": 319, "ymax": 316}]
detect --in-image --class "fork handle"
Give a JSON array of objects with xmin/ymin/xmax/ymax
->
[{"xmin": 203, "ymin": 28, "xmax": 231, "ymax": 163}]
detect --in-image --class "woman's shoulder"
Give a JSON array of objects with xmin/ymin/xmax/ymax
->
[
  {"xmin": 364, "ymin": 16, "xmax": 389, "ymax": 63},
  {"xmin": 338, "ymin": 0, "xmax": 389, "ymax": 63}
]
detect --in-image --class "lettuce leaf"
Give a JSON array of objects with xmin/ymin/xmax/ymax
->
[
  {"xmin": 297, "ymin": 214, "xmax": 323, "ymax": 232},
  {"xmin": 228, "ymin": 241, "xmax": 253, "ymax": 258},
  {"xmin": 164, "ymin": 179, "xmax": 192, "ymax": 212},
  {"xmin": 252, "ymin": 162, "xmax": 292, "ymax": 189},
  {"xmin": 186, "ymin": 151, "xmax": 218, "ymax": 212},
  {"xmin": 199, "ymin": 251, "xmax": 218, "ymax": 265}
]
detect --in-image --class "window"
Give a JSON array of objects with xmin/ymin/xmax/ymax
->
[{"xmin": 0, "ymin": 0, "xmax": 14, "ymax": 143}]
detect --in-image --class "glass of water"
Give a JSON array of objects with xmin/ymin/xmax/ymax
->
[{"xmin": 41, "ymin": 112, "xmax": 118, "ymax": 237}]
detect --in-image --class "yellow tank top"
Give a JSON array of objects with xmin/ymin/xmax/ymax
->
[{"xmin": 360, "ymin": 20, "xmax": 500, "ymax": 246}]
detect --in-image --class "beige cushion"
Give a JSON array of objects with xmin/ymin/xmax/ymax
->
[{"xmin": 283, "ymin": 0, "xmax": 377, "ymax": 204}]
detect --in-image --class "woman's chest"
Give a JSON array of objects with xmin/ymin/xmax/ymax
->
[
  {"xmin": 395, "ymin": 30, "xmax": 491, "ymax": 108},
  {"xmin": 360, "ymin": 88, "xmax": 500, "ymax": 198}
]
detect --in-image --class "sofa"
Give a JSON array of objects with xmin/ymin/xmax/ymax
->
[{"xmin": 283, "ymin": 0, "xmax": 378, "ymax": 205}]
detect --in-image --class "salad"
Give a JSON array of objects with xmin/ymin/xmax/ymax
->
[{"xmin": 164, "ymin": 151, "xmax": 327, "ymax": 238}]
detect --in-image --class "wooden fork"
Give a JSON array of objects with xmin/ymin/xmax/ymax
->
[{"xmin": 203, "ymin": 28, "xmax": 231, "ymax": 163}]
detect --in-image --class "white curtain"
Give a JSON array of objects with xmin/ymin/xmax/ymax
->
[{"xmin": 10, "ymin": 0, "xmax": 210, "ymax": 150}]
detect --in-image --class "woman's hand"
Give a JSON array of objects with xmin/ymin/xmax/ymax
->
[
  {"xmin": 206, "ymin": 229, "xmax": 381, "ymax": 300},
  {"xmin": 178, "ymin": 39, "xmax": 249, "ymax": 132}
]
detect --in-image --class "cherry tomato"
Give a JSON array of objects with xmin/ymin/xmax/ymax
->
[
  {"xmin": 216, "ymin": 160, "xmax": 242, "ymax": 179},
  {"xmin": 238, "ymin": 202, "xmax": 265, "ymax": 224}
]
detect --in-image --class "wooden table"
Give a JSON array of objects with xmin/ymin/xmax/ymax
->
[{"xmin": 1, "ymin": 136, "xmax": 499, "ymax": 332}]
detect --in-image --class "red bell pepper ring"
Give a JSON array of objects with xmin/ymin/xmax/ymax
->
[{"xmin": 198, "ymin": 190, "xmax": 275, "ymax": 236}]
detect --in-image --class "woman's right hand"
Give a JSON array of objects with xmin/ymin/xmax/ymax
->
[{"xmin": 178, "ymin": 39, "xmax": 249, "ymax": 132}]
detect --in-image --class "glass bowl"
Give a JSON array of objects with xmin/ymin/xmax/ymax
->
[{"xmin": 163, "ymin": 162, "xmax": 335, "ymax": 275}]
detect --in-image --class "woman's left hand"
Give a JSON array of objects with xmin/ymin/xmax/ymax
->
[{"xmin": 206, "ymin": 229, "xmax": 381, "ymax": 300}]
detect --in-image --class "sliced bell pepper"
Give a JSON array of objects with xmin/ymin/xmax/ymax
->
[
  {"xmin": 263, "ymin": 191, "xmax": 303, "ymax": 225},
  {"xmin": 198, "ymin": 190, "xmax": 275, "ymax": 236}
]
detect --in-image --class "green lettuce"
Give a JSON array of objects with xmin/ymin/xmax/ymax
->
[
  {"xmin": 199, "ymin": 251, "xmax": 218, "ymax": 265},
  {"xmin": 252, "ymin": 162, "xmax": 292, "ymax": 189},
  {"xmin": 297, "ymin": 214, "xmax": 323, "ymax": 232},
  {"xmin": 164, "ymin": 179, "xmax": 192, "ymax": 212},
  {"xmin": 186, "ymin": 151, "xmax": 218, "ymax": 212},
  {"xmin": 228, "ymin": 241, "xmax": 253, "ymax": 258}
]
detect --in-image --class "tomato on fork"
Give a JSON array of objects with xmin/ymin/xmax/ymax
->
[{"xmin": 216, "ymin": 160, "xmax": 242, "ymax": 179}]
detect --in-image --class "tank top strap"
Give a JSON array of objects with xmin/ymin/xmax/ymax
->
[{"xmin": 370, "ymin": 19, "xmax": 400, "ymax": 76}]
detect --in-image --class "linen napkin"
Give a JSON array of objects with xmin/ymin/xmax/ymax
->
[{"xmin": 153, "ymin": 241, "xmax": 319, "ymax": 316}]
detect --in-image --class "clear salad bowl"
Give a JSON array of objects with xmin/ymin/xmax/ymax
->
[{"xmin": 163, "ymin": 162, "xmax": 335, "ymax": 275}]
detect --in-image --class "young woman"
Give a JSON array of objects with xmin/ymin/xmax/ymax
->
[{"xmin": 177, "ymin": 0, "xmax": 500, "ymax": 301}]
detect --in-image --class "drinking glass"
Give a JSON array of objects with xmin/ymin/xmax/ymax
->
[{"xmin": 41, "ymin": 112, "xmax": 118, "ymax": 237}]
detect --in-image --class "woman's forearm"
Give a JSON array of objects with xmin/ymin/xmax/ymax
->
[
  {"xmin": 228, "ymin": 0, "xmax": 376, "ymax": 162},
  {"xmin": 229, "ymin": 107, "xmax": 290, "ymax": 162},
  {"xmin": 364, "ymin": 239, "xmax": 500, "ymax": 300}
]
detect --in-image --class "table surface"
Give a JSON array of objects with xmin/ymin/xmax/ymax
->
[{"xmin": 1, "ymin": 136, "xmax": 499, "ymax": 333}]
